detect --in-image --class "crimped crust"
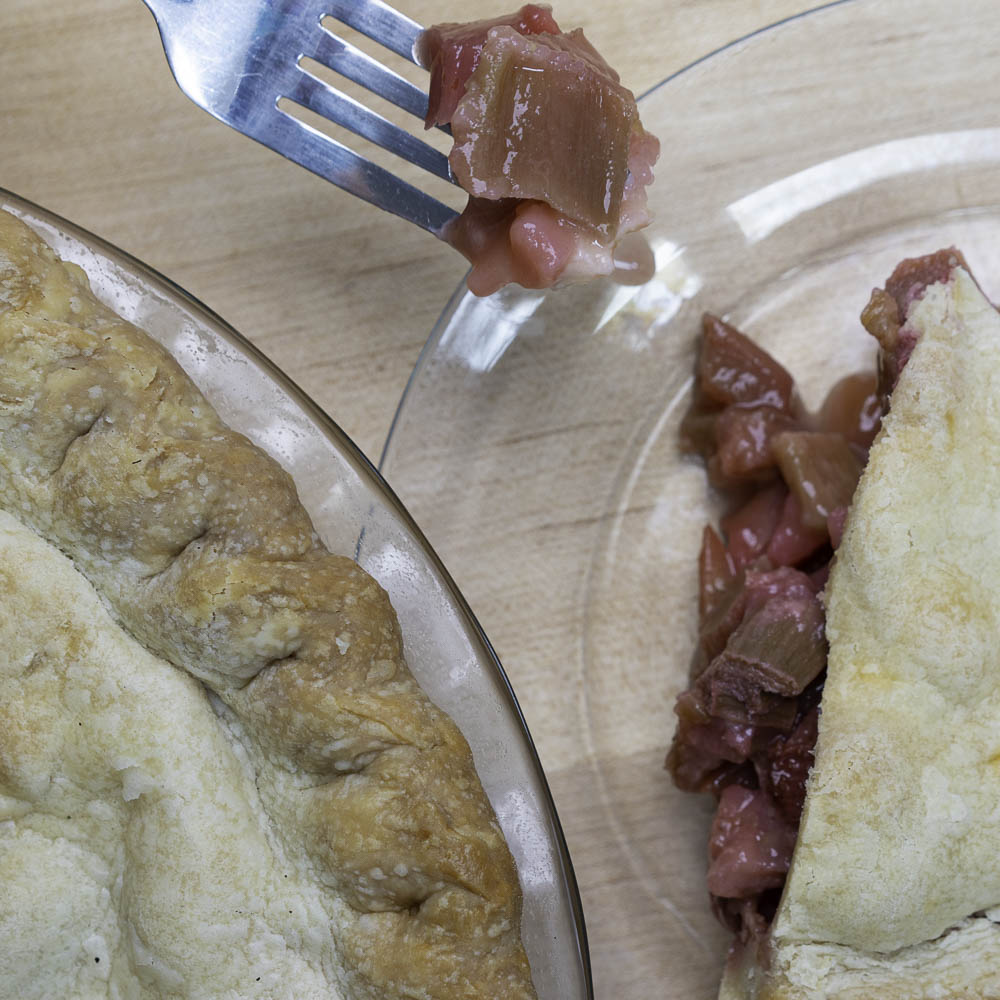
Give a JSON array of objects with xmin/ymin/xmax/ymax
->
[
  {"xmin": 0, "ymin": 209, "xmax": 536, "ymax": 999},
  {"xmin": 719, "ymin": 264, "xmax": 1000, "ymax": 998}
]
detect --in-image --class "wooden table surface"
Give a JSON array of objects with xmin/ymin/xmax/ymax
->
[{"xmin": 4, "ymin": 1, "xmax": 812, "ymax": 996}]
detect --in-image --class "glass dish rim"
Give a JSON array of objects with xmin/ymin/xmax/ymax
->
[{"xmin": 0, "ymin": 184, "xmax": 594, "ymax": 999}]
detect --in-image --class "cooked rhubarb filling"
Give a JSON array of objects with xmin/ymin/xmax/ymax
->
[
  {"xmin": 418, "ymin": 5, "xmax": 658, "ymax": 295},
  {"xmin": 666, "ymin": 314, "xmax": 877, "ymax": 937}
]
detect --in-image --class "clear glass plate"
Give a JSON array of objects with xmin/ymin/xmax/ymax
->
[
  {"xmin": 0, "ymin": 188, "xmax": 590, "ymax": 1000},
  {"xmin": 379, "ymin": 2, "xmax": 1000, "ymax": 996}
]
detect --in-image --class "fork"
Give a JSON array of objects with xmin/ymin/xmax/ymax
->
[{"xmin": 142, "ymin": 0, "xmax": 459, "ymax": 235}]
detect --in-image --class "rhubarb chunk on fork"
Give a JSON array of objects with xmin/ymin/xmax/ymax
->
[{"xmin": 418, "ymin": 5, "xmax": 659, "ymax": 295}]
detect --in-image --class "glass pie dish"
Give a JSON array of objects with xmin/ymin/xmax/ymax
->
[
  {"xmin": 378, "ymin": 1, "xmax": 1000, "ymax": 997},
  {"xmin": 0, "ymin": 187, "xmax": 591, "ymax": 1000}
]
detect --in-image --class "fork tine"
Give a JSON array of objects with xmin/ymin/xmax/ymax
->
[
  {"xmin": 323, "ymin": 0, "xmax": 423, "ymax": 63},
  {"xmin": 269, "ymin": 107, "xmax": 457, "ymax": 234},
  {"xmin": 310, "ymin": 30, "xmax": 428, "ymax": 122},
  {"xmin": 289, "ymin": 68, "xmax": 452, "ymax": 181},
  {"xmin": 143, "ymin": 0, "xmax": 460, "ymax": 235}
]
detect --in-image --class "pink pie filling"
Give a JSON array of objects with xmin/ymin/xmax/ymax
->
[
  {"xmin": 418, "ymin": 5, "xmax": 659, "ymax": 295},
  {"xmin": 668, "ymin": 249, "xmax": 969, "ymax": 943}
]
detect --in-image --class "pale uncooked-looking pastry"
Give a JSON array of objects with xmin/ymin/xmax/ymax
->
[
  {"xmin": 721, "ymin": 264, "xmax": 1000, "ymax": 998},
  {"xmin": 0, "ymin": 208, "xmax": 537, "ymax": 999}
]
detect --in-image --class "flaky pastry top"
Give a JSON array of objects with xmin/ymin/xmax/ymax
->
[{"xmin": 0, "ymin": 209, "xmax": 536, "ymax": 999}]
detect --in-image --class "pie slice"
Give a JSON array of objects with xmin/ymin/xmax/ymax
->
[
  {"xmin": 0, "ymin": 208, "xmax": 537, "ymax": 999},
  {"xmin": 721, "ymin": 257, "xmax": 1000, "ymax": 997}
]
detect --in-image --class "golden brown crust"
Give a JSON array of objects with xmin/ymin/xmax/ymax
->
[{"xmin": 0, "ymin": 209, "xmax": 535, "ymax": 998}]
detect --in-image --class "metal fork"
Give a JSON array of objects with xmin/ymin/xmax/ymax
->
[{"xmin": 141, "ymin": 0, "xmax": 459, "ymax": 235}]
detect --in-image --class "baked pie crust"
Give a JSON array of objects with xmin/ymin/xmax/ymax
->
[{"xmin": 0, "ymin": 209, "xmax": 537, "ymax": 999}]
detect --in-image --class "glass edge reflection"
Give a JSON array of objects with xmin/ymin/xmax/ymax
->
[{"xmin": 377, "ymin": 268, "xmax": 469, "ymax": 472}]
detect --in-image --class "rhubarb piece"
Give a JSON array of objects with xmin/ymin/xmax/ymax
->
[
  {"xmin": 698, "ymin": 523, "xmax": 739, "ymax": 620},
  {"xmin": 714, "ymin": 405, "xmax": 801, "ymax": 482},
  {"xmin": 883, "ymin": 247, "xmax": 969, "ymax": 316},
  {"xmin": 419, "ymin": 5, "xmax": 560, "ymax": 127},
  {"xmin": 701, "ymin": 570, "xmax": 826, "ymax": 708},
  {"xmin": 826, "ymin": 504, "xmax": 849, "ymax": 550},
  {"xmin": 668, "ymin": 693, "xmax": 770, "ymax": 794},
  {"xmin": 665, "ymin": 730, "xmax": 754, "ymax": 798},
  {"xmin": 707, "ymin": 689, "xmax": 799, "ymax": 732},
  {"xmin": 859, "ymin": 284, "xmax": 901, "ymax": 352},
  {"xmin": 862, "ymin": 249, "xmax": 970, "ymax": 399},
  {"xmin": 696, "ymin": 576, "xmax": 751, "ymax": 670},
  {"xmin": 707, "ymin": 785, "xmax": 797, "ymax": 900},
  {"xmin": 719, "ymin": 483, "xmax": 786, "ymax": 570},
  {"xmin": 676, "ymin": 696, "xmax": 759, "ymax": 765},
  {"xmin": 764, "ymin": 490, "xmax": 829, "ymax": 568},
  {"xmin": 449, "ymin": 27, "xmax": 637, "ymax": 236},
  {"xmin": 771, "ymin": 430, "xmax": 863, "ymax": 532},
  {"xmin": 815, "ymin": 370, "xmax": 882, "ymax": 449},
  {"xmin": 683, "ymin": 714, "xmax": 762, "ymax": 766},
  {"xmin": 691, "ymin": 567, "xmax": 826, "ymax": 736},
  {"xmin": 762, "ymin": 706, "xmax": 818, "ymax": 826},
  {"xmin": 418, "ymin": 6, "xmax": 659, "ymax": 295},
  {"xmin": 712, "ymin": 892, "xmax": 781, "ymax": 942},
  {"xmin": 862, "ymin": 285, "xmax": 916, "ymax": 401},
  {"xmin": 444, "ymin": 197, "xmax": 578, "ymax": 294},
  {"xmin": 697, "ymin": 314, "xmax": 798, "ymax": 412}
]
